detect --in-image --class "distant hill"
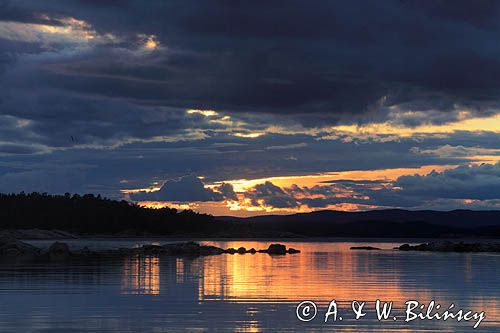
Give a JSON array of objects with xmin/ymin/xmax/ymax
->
[
  {"xmin": 216, "ymin": 209, "xmax": 500, "ymax": 238},
  {"xmin": 218, "ymin": 209, "xmax": 500, "ymax": 228},
  {"xmin": 1, "ymin": 193, "xmax": 499, "ymax": 238}
]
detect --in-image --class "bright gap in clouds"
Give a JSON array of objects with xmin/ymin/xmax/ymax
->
[
  {"xmin": 328, "ymin": 113, "xmax": 500, "ymax": 138},
  {"xmin": 210, "ymin": 165, "xmax": 459, "ymax": 193},
  {"xmin": 134, "ymin": 164, "xmax": 463, "ymax": 216}
]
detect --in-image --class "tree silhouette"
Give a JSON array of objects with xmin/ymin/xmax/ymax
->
[{"xmin": 0, "ymin": 192, "xmax": 216, "ymax": 235}]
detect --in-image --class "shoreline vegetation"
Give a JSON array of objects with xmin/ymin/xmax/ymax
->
[{"xmin": 1, "ymin": 192, "xmax": 500, "ymax": 239}]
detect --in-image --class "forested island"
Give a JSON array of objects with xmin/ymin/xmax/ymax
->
[
  {"xmin": 0, "ymin": 192, "xmax": 214, "ymax": 236},
  {"xmin": 1, "ymin": 192, "xmax": 500, "ymax": 239}
]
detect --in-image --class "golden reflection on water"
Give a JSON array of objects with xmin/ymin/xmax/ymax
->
[
  {"xmin": 198, "ymin": 241, "xmax": 433, "ymax": 303},
  {"xmin": 122, "ymin": 255, "xmax": 160, "ymax": 295},
  {"xmin": 194, "ymin": 242, "xmax": 500, "ymax": 330},
  {"xmin": 115, "ymin": 241, "xmax": 500, "ymax": 330},
  {"xmin": 176, "ymin": 258, "xmax": 185, "ymax": 284},
  {"xmin": 233, "ymin": 320, "xmax": 261, "ymax": 333}
]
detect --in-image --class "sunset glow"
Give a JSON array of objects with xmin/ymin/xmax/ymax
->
[
  {"xmin": 0, "ymin": 1, "xmax": 498, "ymax": 216},
  {"xmin": 2, "ymin": 2, "xmax": 500, "ymax": 333},
  {"xmin": 330, "ymin": 113, "xmax": 500, "ymax": 137},
  {"xmin": 131, "ymin": 163, "xmax": 498, "ymax": 216}
]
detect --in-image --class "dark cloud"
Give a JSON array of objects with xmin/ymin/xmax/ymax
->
[
  {"xmin": 394, "ymin": 163, "xmax": 500, "ymax": 201},
  {"xmin": 130, "ymin": 175, "xmax": 223, "ymax": 202},
  {"xmin": 215, "ymin": 183, "xmax": 237, "ymax": 201},
  {"xmin": 0, "ymin": 165, "xmax": 91, "ymax": 194},
  {"xmin": 3, "ymin": 0, "xmax": 500, "ymax": 123},
  {"xmin": 1, "ymin": 0, "xmax": 499, "ymax": 152},
  {"xmin": 0, "ymin": 0, "xmax": 499, "ymax": 210},
  {"xmin": 414, "ymin": 0, "xmax": 500, "ymax": 30},
  {"xmin": 0, "ymin": 127, "xmax": 496, "ymax": 199},
  {"xmin": 245, "ymin": 181, "xmax": 299, "ymax": 209}
]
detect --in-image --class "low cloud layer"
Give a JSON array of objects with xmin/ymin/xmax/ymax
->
[
  {"xmin": 228, "ymin": 163, "xmax": 500, "ymax": 211},
  {"xmin": 130, "ymin": 175, "xmax": 223, "ymax": 202},
  {"xmin": 129, "ymin": 163, "xmax": 500, "ymax": 212}
]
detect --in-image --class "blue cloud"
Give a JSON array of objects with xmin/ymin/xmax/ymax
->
[{"xmin": 130, "ymin": 175, "xmax": 223, "ymax": 202}]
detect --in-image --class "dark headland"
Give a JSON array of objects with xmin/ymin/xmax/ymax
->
[{"xmin": 1, "ymin": 192, "xmax": 500, "ymax": 239}]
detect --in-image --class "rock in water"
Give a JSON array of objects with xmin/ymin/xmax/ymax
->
[
  {"xmin": 350, "ymin": 246, "xmax": 381, "ymax": 250},
  {"xmin": 199, "ymin": 245, "xmax": 224, "ymax": 255},
  {"xmin": 266, "ymin": 244, "xmax": 287, "ymax": 255},
  {"xmin": 398, "ymin": 244, "xmax": 412, "ymax": 251},
  {"xmin": 160, "ymin": 242, "xmax": 226, "ymax": 256},
  {"xmin": 162, "ymin": 242, "xmax": 200, "ymax": 255},
  {"xmin": 139, "ymin": 245, "xmax": 165, "ymax": 255},
  {"xmin": 225, "ymin": 248, "xmax": 237, "ymax": 254},
  {"xmin": 397, "ymin": 242, "xmax": 500, "ymax": 253},
  {"xmin": 48, "ymin": 242, "xmax": 71, "ymax": 259},
  {"xmin": 288, "ymin": 248, "xmax": 301, "ymax": 254}
]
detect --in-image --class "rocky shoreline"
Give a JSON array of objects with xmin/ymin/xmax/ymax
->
[
  {"xmin": 397, "ymin": 241, "xmax": 500, "ymax": 253},
  {"xmin": 0, "ymin": 229, "xmax": 78, "ymax": 240},
  {"xmin": 0, "ymin": 237, "xmax": 300, "ymax": 260}
]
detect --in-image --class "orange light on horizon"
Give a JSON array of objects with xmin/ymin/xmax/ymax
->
[
  {"xmin": 211, "ymin": 164, "xmax": 459, "ymax": 192},
  {"xmin": 123, "ymin": 162, "xmax": 499, "ymax": 217}
]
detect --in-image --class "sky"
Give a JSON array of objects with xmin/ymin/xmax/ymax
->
[{"xmin": 0, "ymin": 0, "xmax": 499, "ymax": 216}]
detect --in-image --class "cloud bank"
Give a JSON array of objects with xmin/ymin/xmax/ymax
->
[{"xmin": 0, "ymin": 1, "xmax": 498, "ymax": 214}]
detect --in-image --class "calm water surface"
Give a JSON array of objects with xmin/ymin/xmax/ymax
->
[{"xmin": 0, "ymin": 240, "xmax": 498, "ymax": 332}]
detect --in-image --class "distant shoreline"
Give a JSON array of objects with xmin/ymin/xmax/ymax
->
[
  {"xmin": 4, "ymin": 228, "xmax": 500, "ymax": 242},
  {"xmin": 1, "ymin": 194, "xmax": 500, "ymax": 239}
]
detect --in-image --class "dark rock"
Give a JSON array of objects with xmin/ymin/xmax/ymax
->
[
  {"xmin": 162, "ymin": 241, "xmax": 201, "ymax": 255},
  {"xmin": 256, "ymin": 244, "xmax": 301, "ymax": 254},
  {"xmin": 199, "ymin": 245, "xmax": 224, "ymax": 255},
  {"xmin": 398, "ymin": 244, "xmax": 412, "ymax": 251},
  {"xmin": 397, "ymin": 241, "xmax": 500, "ymax": 253},
  {"xmin": 80, "ymin": 246, "xmax": 92, "ymax": 255},
  {"xmin": 48, "ymin": 242, "xmax": 71, "ymax": 258},
  {"xmin": 152, "ymin": 242, "xmax": 226, "ymax": 256},
  {"xmin": 139, "ymin": 245, "xmax": 166, "ymax": 255},
  {"xmin": 0, "ymin": 239, "xmax": 302, "ymax": 260},
  {"xmin": 225, "ymin": 248, "xmax": 237, "ymax": 254},
  {"xmin": 266, "ymin": 244, "xmax": 287, "ymax": 255},
  {"xmin": 350, "ymin": 246, "xmax": 381, "ymax": 250},
  {"xmin": 425, "ymin": 241, "xmax": 454, "ymax": 251},
  {"xmin": 0, "ymin": 239, "xmax": 39, "ymax": 256}
]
